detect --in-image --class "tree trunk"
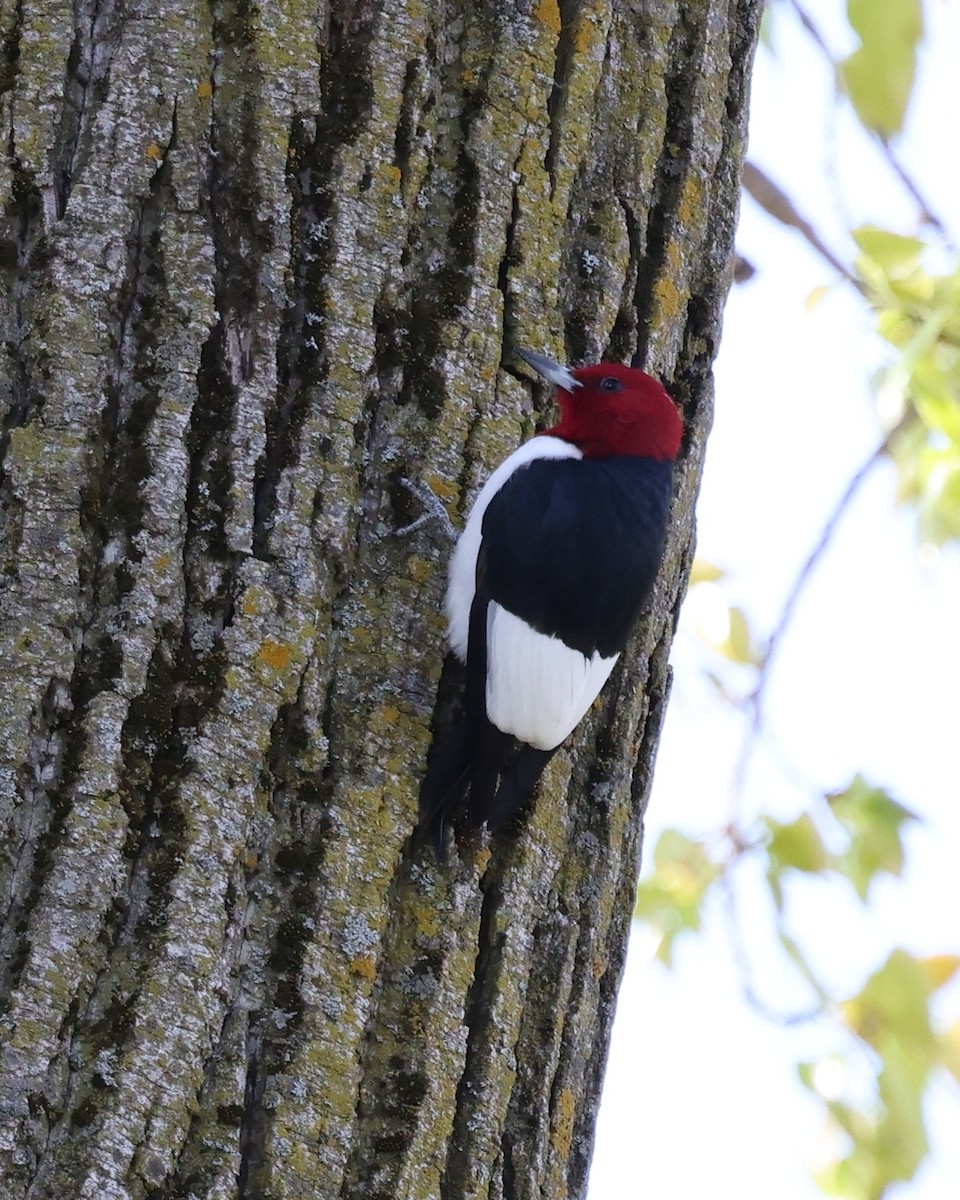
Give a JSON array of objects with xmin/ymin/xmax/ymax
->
[{"xmin": 0, "ymin": 2, "xmax": 760, "ymax": 1197}]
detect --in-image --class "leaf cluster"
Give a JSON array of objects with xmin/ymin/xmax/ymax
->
[
  {"xmin": 805, "ymin": 949, "xmax": 960, "ymax": 1199},
  {"xmin": 636, "ymin": 777, "xmax": 958, "ymax": 1200},
  {"xmin": 854, "ymin": 230, "xmax": 960, "ymax": 545},
  {"xmin": 636, "ymin": 776, "xmax": 917, "ymax": 967}
]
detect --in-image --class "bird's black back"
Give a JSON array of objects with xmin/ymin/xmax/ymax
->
[{"xmin": 479, "ymin": 455, "xmax": 673, "ymax": 658}]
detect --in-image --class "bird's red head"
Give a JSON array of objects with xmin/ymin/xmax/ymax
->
[{"xmin": 517, "ymin": 350, "xmax": 683, "ymax": 462}]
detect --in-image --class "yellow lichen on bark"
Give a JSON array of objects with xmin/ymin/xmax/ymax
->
[{"xmin": 534, "ymin": 0, "xmax": 563, "ymax": 35}]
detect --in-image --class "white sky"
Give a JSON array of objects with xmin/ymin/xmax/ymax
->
[{"xmin": 590, "ymin": 1, "xmax": 960, "ymax": 1197}]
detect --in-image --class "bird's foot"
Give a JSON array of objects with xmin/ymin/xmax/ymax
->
[{"xmin": 392, "ymin": 476, "xmax": 458, "ymax": 543}]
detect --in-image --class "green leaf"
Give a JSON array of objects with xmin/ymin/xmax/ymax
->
[
  {"xmin": 941, "ymin": 1021, "xmax": 960, "ymax": 1084},
  {"xmin": 828, "ymin": 776, "xmax": 919, "ymax": 900},
  {"xmin": 876, "ymin": 1037, "xmax": 929, "ymax": 1181},
  {"xmin": 804, "ymin": 283, "xmax": 833, "ymax": 313},
  {"xmin": 917, "ymin": 453, "xmax": 960, "ymax": 545},
  {"xmin": 720, "ymin": 605, "xmax": 759, "ymax": 666},
  {"xmin": 689, "ymin": 558, "xmax": 726, "ymax": 585},
  {"xmin": 762, "ymin": 811, "xmax": 830, "ymax": 910},
  {"xmin": 840, "ymin": 0, "xmax": 923, "ymax": 138},
  {"xmin": 918, "ymin": 953, "xmax": 960, "ymax": 992},
  {"xmin": 634, "ymin": 829, "xmax": 724, "ymax": 966},
  {"xmin": 809, "ymin": 951, "xmax": 944, "ymax": 1199},
  {"xmin": 765, "ymin": 811, "xmax": 830, "ymax": 874},
  {"xmin": 841, "ymin": 949, "xmax": 938, "ymax": 1066},
  {"xmin": 853, "ymin": 225, "xmax": 924, "ymax": 277}
]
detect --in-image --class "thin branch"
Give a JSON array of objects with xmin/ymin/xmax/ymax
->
[
  {"xmin": 727, "ymin": 422, "xmax": 905, "ymax": 821},
  {"xmin": 883, "ymin": 153, "xmax": 950, "ymax": 240},
  {"xmin": 752, "ymin": 427, "xmax": 900, "ymax": 706},
  {"xmin": 719, "ymin": 869, "xmax": 828, "ymax": 1026},
  {"xmin": 742, "ymin": 161, "xmax": 861, "ymax": 288}
]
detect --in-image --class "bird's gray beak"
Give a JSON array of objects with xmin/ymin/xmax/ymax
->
[{"xmin": 515, "ymin": 348, "xmax": 581, "ymax": 391}]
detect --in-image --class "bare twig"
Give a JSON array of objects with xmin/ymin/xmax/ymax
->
[
  {"xmin": 726, "ymin": 423, "xmax": 905, "ymax": 824},
  {"xmin": 719, "ymin": 869, "xmax": 829, "ymax": 1026},
  {"xmin": 741, "ymin": 161, "xmax": 861, "ymax": 287},
  {"xmin": 753, "ymin": 426, "xmax": 902, "ymax": 707}
]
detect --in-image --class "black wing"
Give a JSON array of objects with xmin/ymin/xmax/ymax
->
[{"xmin": 479, "ymin": 455, "xmax": 673, "ymax": 658}]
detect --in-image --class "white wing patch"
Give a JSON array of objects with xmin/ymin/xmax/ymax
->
[
  {"xmin": 446, "ymin": 436, "xmax": 582, "ymax": 660},
  {"xmin": 484, "ymin": 602, "xmax": 619, "ymax": 750}
]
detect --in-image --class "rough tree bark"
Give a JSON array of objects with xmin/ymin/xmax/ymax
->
[{"xmin": 0, "ymin": 2, "xmax": 760, "ymax": 1197}]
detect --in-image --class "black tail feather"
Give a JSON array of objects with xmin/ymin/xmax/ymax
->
[
  {"xmin": 415, "ymin": 722, "xmax": 470, "ymax": 858},
  {"xmin": 471, "ymin": 743, "xmax": 556, "ymax": 832},
  {"xmin": 416, "ymin": 718, "xmax": 556, "ymax": 858},
  {"xmin": 467, "ymin": 713, "xmax": 514, "ymax": 830}
]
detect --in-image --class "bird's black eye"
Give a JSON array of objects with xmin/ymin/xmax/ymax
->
[{"xmin": 600, "ymin": 376, "xmax": 622, "ymax": 392}]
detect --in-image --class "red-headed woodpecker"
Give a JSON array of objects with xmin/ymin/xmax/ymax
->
[{"xmin": 418, "ymin": 348, "xmax": 682, "ymax": 854}]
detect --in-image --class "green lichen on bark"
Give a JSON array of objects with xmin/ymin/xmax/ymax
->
[{"xmin": 0, "ymin": 1, "xmax": 762, "ymax": 1197}]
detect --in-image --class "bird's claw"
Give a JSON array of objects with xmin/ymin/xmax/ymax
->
[{"xmin": 392, "ymin": 476, "xmax": 458, "ymax": 543}]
